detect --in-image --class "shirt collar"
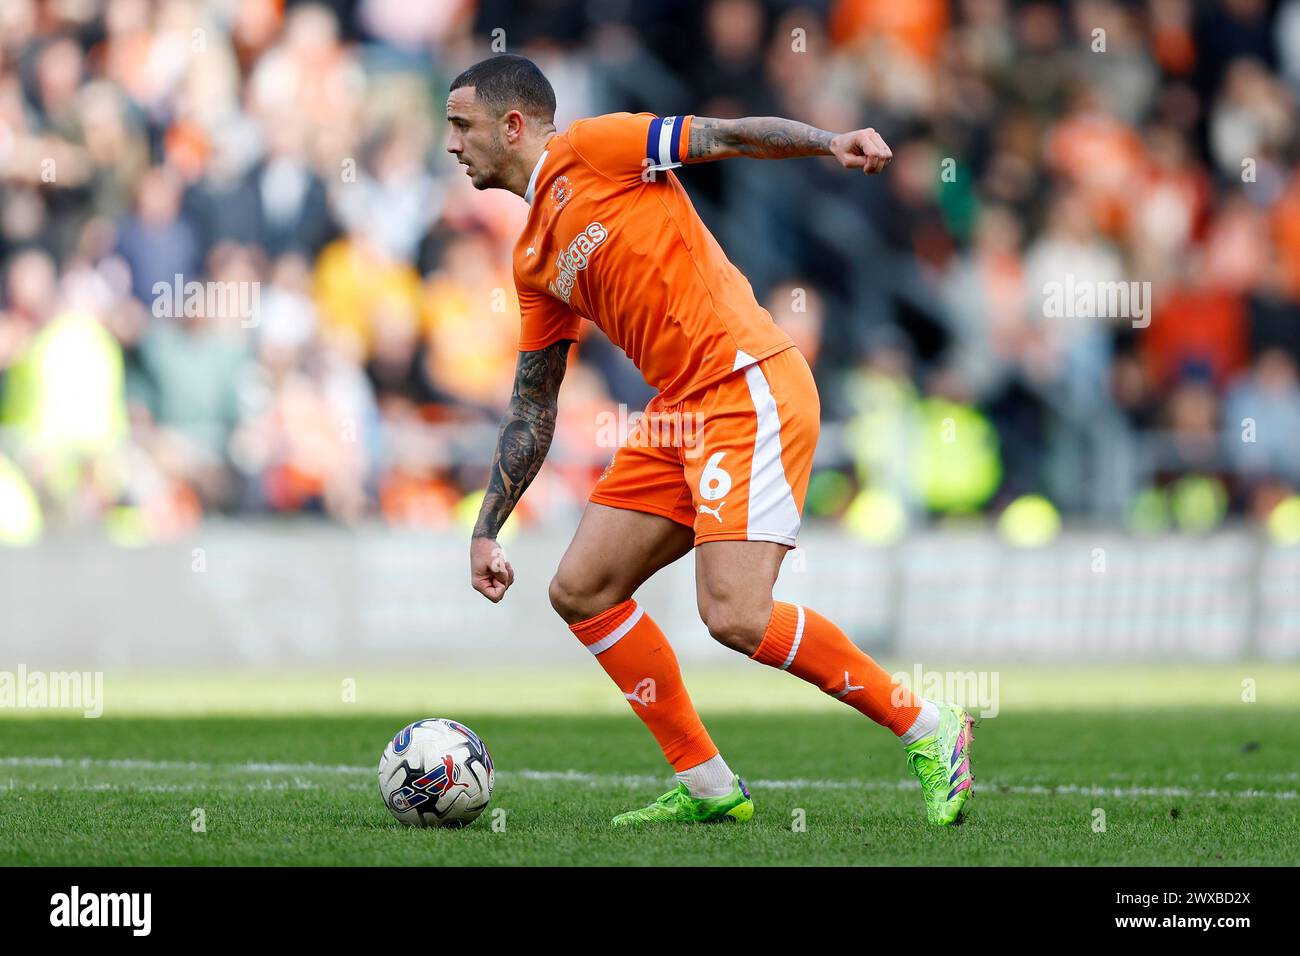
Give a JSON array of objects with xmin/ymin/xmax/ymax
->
[{"xmin": 523, "ymin": 149, "xmax": 549, "ymax": 205}]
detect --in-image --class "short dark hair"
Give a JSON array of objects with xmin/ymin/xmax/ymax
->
[{"xmin": 449, "ymin": 54, "xmax": 555, "ymax": 123}]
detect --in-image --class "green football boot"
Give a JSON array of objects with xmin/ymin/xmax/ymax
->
[
  {"xmin": 611, "ymin": 774, "xmax": 753, "ymax": 828},
  {"xmin": 904, "ymin": 703, "xmax": 974, "ymax": 826}
]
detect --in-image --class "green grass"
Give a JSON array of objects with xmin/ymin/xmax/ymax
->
[{"xmin": 1, "ymin": 666, "xmax": 1298, "ymax": 865}]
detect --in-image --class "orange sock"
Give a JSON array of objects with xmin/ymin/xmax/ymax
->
[
  {"xmin": 570, "ymin": 599, "xmax": 719, "ymax": 772},
  {"xmin": 752, "ymin": 601, "xmax": 921, "ymax": 735}
]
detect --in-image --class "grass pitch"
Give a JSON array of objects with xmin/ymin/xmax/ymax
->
[{"xmin": 1, "ymin": 666, "xmax": 1297, "ymax": 866}]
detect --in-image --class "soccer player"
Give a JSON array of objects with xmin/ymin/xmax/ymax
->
[{"xmin": 449, "ymin": 55, "xmax": 974, "ymax": 827}]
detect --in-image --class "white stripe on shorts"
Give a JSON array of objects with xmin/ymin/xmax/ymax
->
[{"xmin": 742, "ymin": 363, "xmax": 802, "ymax": 544}]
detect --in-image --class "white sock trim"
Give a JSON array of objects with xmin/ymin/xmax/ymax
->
[
  {"xmin": 899, "ymin": 698, "xmax": 942, "ymax": 747},
  {"xmin": 779, "ymin": 604, "xmax": 805, "ymax": 671},
  {"xmin": 675, "ymin": 753, "xmax": 735, "ymax": 798},
  {"xmin": 586, "ymin": 604, "xmax": 644, "ymax": 655}
]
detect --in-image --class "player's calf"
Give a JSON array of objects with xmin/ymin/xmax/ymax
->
[{"xmin": 567, "ymin": 598, "xmax": 745, "ymax": 808}]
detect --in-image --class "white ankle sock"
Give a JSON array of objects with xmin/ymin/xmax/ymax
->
[
  {"xmin": 899, "ymin": 699, "xmax": 942, "ymax": 746},
  {"xmin": 675, "ymin": 753, "xmax": 735, "ymax": 798}
]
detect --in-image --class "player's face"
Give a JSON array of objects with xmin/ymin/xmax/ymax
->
[{"xmin": 445, "ymin": 87, "xmax": 507, "ymax": 190}]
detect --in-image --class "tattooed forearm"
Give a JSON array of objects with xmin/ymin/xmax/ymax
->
[
  {"xmin": 473, "ymin": 339, "xmax": 572, "ymax": 539},
  {"xmin": 687, "ymin": 116, "xmax": 836, "ymax": 161}
]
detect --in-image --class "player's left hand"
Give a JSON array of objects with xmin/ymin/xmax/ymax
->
[
  {"xmin": 830, "ymin": 128, "xmax": 893, "ymax": 175},
  {"xmin": 470, "ymin": 537, "xmax": 515, "ymax": 603}
]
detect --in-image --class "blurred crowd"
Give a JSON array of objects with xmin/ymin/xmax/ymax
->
[{"xmin": 2, "ymin": 0, "xmax": 1300, "ymax": 545}]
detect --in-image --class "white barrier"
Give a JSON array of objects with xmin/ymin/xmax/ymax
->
[{"xmin": 1, "ymin": 524, "xmax": 1296, "ymax": 669}]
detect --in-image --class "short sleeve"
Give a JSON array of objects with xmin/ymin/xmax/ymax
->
[
  {"xmin": 516, "ymin": 282, "xmax": 582, "ymax": 351},
  {"xmin": 567, "ymin": 112, "xmax": 694, "ymax": 183}
]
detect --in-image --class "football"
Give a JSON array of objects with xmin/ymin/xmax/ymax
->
[{"xmin": 378, "ymin": 718, "xmax": 494, "ymax": 828}]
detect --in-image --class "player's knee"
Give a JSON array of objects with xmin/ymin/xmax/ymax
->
[
  {"xmin": 700, "ymin": 600, "xmax": 767, "ymax": 656},
  {"xmin": 547, "ymin": 573, "xmax": 584, "ymax": 624},
  {"xmin": 548, "ymin": 572, "xmax": 621, "ymax": 626}
]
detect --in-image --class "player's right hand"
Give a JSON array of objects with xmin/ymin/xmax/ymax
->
[
  {"xmin": 830, "ymin": 127, "xmax": 893, "ymax": 175},
  {"xmin": 470, "ymin": 536, "xmax": 515, "ymax": 603}
]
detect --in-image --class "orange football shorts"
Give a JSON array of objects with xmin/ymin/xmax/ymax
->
[{"xmin": 589, "ymin": 345, "xmax": 819, "ymax": 546}]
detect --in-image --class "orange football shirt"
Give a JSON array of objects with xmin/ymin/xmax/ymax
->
[{"xmin": 512, "ymin": 112, "xmax": 794, "ymax": 404}]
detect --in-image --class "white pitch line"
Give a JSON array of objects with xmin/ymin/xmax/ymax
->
[
  {"xmin": 1, "ymin": 780, "xmax": 332, "ymax": 794},
  {"xmin": 0, "ymin": 756, "xmax": 366, "ymax": 774},
  {"xmin": 512, "ymin": 769, "xmax": 1297, "ymax": 800},
  {"xmin": 0, "ymin": 756, "xmax": 1294, "ymax": 801}
]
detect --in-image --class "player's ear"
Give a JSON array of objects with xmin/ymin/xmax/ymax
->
[{"xmin": 503, "ymin": 108, "xmax": 526, "ymax": 144}]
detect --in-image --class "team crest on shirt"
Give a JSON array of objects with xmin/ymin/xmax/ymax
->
[{"xmin": 550, "ymin": 175, "xmax": 573, "ymax": 209}]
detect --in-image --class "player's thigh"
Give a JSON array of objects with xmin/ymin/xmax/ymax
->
[
  {"xmin": 688, "ymin": 348, "xmax": 818, "ymax": 646},
  {"xmin": 549, "ymin": 501, "xmax": 695, "ymax": 624}
]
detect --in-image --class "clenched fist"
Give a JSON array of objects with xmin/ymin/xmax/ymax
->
[
  {"xmin": 470, "ymin": 537, "xmax": 515, "ymax": 603},
  {"xmin": 830, "ymin": 128, "xmax": 893, "ymax": 175}
]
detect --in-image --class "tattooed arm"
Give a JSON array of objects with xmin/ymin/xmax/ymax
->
[
  {"xmin": 470, "ymin": 338, "xmax": 573, "ymax": 602},
  {"xmin": 686, "ymin": 116, "xmax": 893, "ymax": 174}
]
